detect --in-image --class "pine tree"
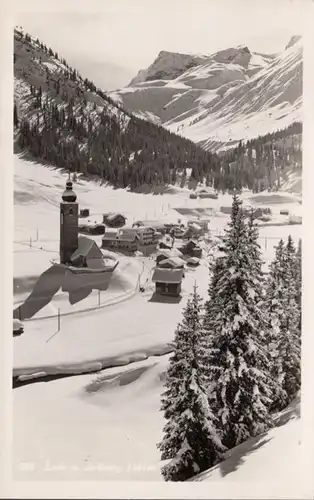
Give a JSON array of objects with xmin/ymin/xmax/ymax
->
[
  {"xmin": 265, "ymin": 238, "xmax": 301, "ymax": 411},
  {"xmin": 158, "ymin": 285, "xmax": 225, "ymax": 482},
  {"xmin": 203, "ymin": 195, "xmax": 273, "ymax": 450},
  {"xmin": 295, "ymin": 239, "xmax": 302, "ymax": 331}
]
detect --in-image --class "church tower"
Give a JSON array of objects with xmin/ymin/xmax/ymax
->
[{"xmin": 60, "ymin": 178, "xmax": 79, "ymax": 264}]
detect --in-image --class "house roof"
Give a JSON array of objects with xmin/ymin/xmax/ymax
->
[
  {"xmin": 71, "ymin": 236, "xmax": 102, "ymax": 260},
  {"xmin": 157, "ymin": 248, "xmax": 183, "ymax": 258},
  {"xmin": 187, "ymin": 257, "xmax": 200, "ymax": 264},
  {"xmin": 102, "ymin": 231, "xmax": 119, "ymax": 241},
  {"xmin": 158, "ymin": 257, "xmax": 186, "ymax": 268},
  {"xmin": 152, "ymin": 268, "xmax": 184, "ymax": 284},
  {"xmin": 117, "ymin": 229, "xmax": 139, "ymax": 242},
  {"xmin": 103, "ymin": 212, "xmax": 126, "ymax": 222}
]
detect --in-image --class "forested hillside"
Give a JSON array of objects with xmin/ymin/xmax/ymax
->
[{"xmin": 14, "ymin": 28, "xmax": 302, "ymax": 193}]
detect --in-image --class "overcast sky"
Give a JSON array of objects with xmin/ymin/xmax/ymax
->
[{"xmin": 14, "ymin": 0, "xmax": 305, "ymax": 90}]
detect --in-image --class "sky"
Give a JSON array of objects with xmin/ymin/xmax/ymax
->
[{"xmin": 14, "ymin": 0, "xmax": 306, "ymax": 90}]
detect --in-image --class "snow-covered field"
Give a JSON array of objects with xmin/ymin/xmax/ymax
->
[
  {"xmin": 13, "ymin": 354, "xmax": 304, "ymax": 489},
  {"xmin": 12, "ymin": 155, "xmax": 304, "ymax": 487},
  {"xmin": 13, "ymin": 156, "xmax": 302, "ymax": 378}
]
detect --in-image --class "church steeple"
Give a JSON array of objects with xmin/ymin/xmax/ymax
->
[
  {"xmin": 62, "ymin": 179, "xmax": 77, "ymax": 203},
  {"xmin": 60, "ymin": 176, "xmax": 79, "ymax": 264}
]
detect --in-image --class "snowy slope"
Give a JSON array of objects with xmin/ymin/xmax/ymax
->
[
  {"xmin": 13, "ymin": 356, "xmax": 306, "ymax": 492},
  {"xmin": 113, "ymin": 37, "xmax": 302, "ymax": 151}
]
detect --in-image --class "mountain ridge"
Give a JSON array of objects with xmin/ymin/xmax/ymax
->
[{"xmin": 113, "ymin": 36, "xmax": 302, "ymax": 152}]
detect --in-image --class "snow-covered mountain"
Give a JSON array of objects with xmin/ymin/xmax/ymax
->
[{"xmin": 112, "ymin": 37, "xmax": 302, "ymax": 151}]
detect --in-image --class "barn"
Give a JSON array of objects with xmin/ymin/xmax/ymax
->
[{"xmin": 152, "ymin": 268, "xmax": 184, "ymax": 297}]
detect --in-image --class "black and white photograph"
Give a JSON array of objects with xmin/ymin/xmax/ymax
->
[{"xmin": 2, "ymin": 0, "xmax": 313, "ymax": 497}]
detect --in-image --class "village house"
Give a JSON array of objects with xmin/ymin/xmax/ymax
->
[
  {"xmin": 187, "ymin": 218, "xmax": 210, "ymax": 231},
  {"xmin": 102, "ymin": 229, "xmax": 120, "ymax": 249},
  {"xmin": 116, "ymin": 229, "xmax": 139, "ymax": 251},
  {"xmin": 133, "ymin": 220, "xmax": 166, "ymax": 234},
  {"xmin": 152, "ymin": 268, "xmax": 184, "ymax": 297},
  {"xmin": 102, "ymin": 225, "xmax": 158, "ymax": 253},
  {"xmin": 180, "ymin": 239, "xmax": 202, "ymax": 258},
  {"xmin": 134, "ymin": 226, "xmax": 156, "ymax": 245},
  {"xmin": 156, "ymin": 248, "xmax": 183, "ymax": 265},
  {"xmin": 103, "ymin": 212, "xmax": 126, "ymax": 228}
]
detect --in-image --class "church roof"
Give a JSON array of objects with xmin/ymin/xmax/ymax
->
[{"xmin": 71, "ymin": 236, "xmax": 103, "ymax": 260}]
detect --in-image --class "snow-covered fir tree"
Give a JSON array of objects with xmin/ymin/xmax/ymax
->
[
  {"xmin": 295, "ymin": 239, "xmax": 302, "ymax": 331},
  {"xmin": 265, "ymin": 237, "xmax": 301, "ymax": 411},
  {"xmin": 283, "ymin": 236, "xmax": 301, "ymax": 399},
  {"xmin": 203, "ymin": 195, "xmax": 273, "ymax": 450},
  {"xmin": 158, "ymin": 285, "xmax": 225, "ymax": 482}
]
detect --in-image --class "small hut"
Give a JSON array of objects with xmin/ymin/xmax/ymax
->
[
  {"xmin": 199, "ymin": 192, "xmax": 218, "ymax": 199},
  {"xmin": 152, "ymin": 268, "xmax": 184, "ymax": 297},
  {"xmin": 187, "ymin": 257, "xmax": 200, "ymax": 267},
  {"xmin": 79, "ymin": 208, "xmax": 90, "ymax": 218}
]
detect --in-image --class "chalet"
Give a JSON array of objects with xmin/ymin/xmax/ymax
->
[
  {"xmin": 158, "ymin": 257, "xmax": 186, "ymax": 270},
  {"xmin": 152, "ymin": 268, "xmax": 184, "ymax": 297},
  {"xmin": 180, "ymin": 239, "xmax": 202, "ymax": 258},
  {"xmin": 103, "ymin": 212, "xmax": 126, "ymax": 228},
  {"xmin": 156, "ymin": 248, "xmax": 183, "ymax": 265},
  {"xmin": 133, "ymin": 220, "xmax": 166, "ymax": 234},
  {"xmin": 187, "ymin": 219, "xmax": 209, "ymax": 231},
  {"xmin": 116, "ymin": 230, "xmax": 139, "ymax": 251},
  {"xmin": 134, "ymin": 226, "xmax": 156, "ymax": 245},
  {"xmin": 102, "ymin": 229, "xmax": 118, "ymax": 247},
  {"xmin": 71, "ymin": 235, "xmax": 104, "ymax": 268}
]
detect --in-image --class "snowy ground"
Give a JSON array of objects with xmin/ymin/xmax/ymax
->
[
  {"xmin": 13, "ymin": 355, "xmax": 303, "ymax": 488},
  {"xmin": 13, "ymin": 155, "xmax": 301, "ymax": 377},
  {"xmin": 12, "ymin": 155, "xmax": 304, "ymax": 487}
]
